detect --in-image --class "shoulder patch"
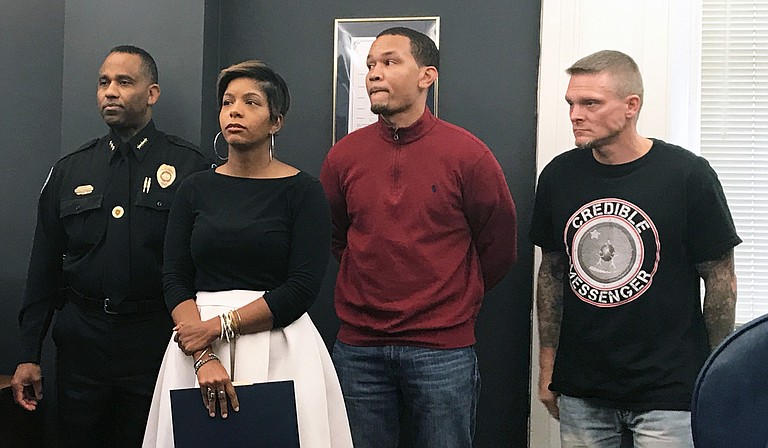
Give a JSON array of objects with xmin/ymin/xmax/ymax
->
[{"xmin": 40, "ymin": 166, "xmax": 54, "ymax": 194}]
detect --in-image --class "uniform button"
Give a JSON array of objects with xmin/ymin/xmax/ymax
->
[
  {"xmin": 156, "ymin": 201, "xmax": 163, "ymax": 207},
  {"xmin": 112, "ymin": 206, "xmax": 125, "ymax": 219},
  {"xmin": 75, "ymin": 205, "xmax": 81, "ymax": 211}
]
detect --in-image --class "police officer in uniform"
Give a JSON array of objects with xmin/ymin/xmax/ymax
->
[{"xmin": 10, "ymin": 45, "xmax": 209, "ymax": 447}]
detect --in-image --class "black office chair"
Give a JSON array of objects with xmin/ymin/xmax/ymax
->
[{"xmin": 691, "ymin": 313, "xmax": 768, "ymax": 448}]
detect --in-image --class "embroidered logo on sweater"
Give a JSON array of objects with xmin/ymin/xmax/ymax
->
[{"xmin": 564, "ymin": 198, "xmax": 659, "ymax": 307}]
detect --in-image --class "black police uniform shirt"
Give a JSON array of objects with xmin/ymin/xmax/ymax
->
[{"xmin": 18, "ymin": 120, "xmax": 209, "ymax": 364}]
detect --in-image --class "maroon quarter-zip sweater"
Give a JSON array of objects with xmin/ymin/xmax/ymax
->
[{"xmin": 321, "ymin": 109, "xmax": 517, "ymax": 348}]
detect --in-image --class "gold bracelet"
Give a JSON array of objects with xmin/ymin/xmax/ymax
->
[{"xmin": 232, "ymin": 310, "xmax": 243, "ymax": 335}]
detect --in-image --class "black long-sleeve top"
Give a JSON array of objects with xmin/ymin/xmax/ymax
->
[
  {"xmin": 162, "ymin": 170, "xmax": 331, "ymax": 328},
  {"xmin": 18, "ymin": 121, "xmax": 208, "ymax": 363}
]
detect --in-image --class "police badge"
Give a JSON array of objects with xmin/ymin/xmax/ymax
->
[{"xmin": 157, "ymin": 164, "xmax": 176, "ymax": 189}]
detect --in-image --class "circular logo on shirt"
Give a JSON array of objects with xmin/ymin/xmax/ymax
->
[{"xmin": 564, "ymin": 198, "xmax": 659, "ymax": 307}]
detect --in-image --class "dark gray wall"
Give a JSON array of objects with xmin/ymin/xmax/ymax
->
[
  {"xmin": 0, "ymin": 0, "xmax": 64, "ymax": 373},
  {"xmin": 206, "ymin": 1, "xmax": 539, "ymax": 446},
  {"xmin": 1, "ymin": 1, "xmax": 66, "ymax": 443},
  {"xmin": 60, "ymin": 0, "xmax": 207, "ymax": 153}
]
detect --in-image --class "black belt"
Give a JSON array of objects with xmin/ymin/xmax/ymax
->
[{"xmin": 67, "ymin": 288, "xmax": 167, "ymax": 315}]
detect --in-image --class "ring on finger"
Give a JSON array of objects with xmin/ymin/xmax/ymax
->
[
  {"xmin": 218, "ymin": 390, "xmax": 226, "ymax": 397},
  {"xmin": 207, "ymin": 388, "xmax": 215, "ymax": 401}
]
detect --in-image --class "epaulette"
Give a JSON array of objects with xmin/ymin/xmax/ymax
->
[
  {"xmin": 166, "ymin": 135, "xmax": 206, "ymax": 159},
  {"xmin": 60, "ymin": 137, "xmax": 100, "ymax": 162},
  {"xmin": 76, "ymin": 137, "xmax": 100, "ymax": 152},
  {"xmin": 167, "ymin": 135, "xmax": 200, "ymax": 151}
]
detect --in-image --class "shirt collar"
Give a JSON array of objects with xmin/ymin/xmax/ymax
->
[
  {"xmin": 108, "ymin": 120, "xmax": 159, "ymax": 162},
  {"xmin": 375, "ymin": 108, "xmax": 437, "ymax": 146}
]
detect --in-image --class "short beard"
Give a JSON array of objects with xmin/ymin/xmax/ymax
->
[
  {"xmin": 370, "ymin": 103, "xmax": 390, "ymax": 115},
  {"xmin": 370, "ymin": 102, "xmax": 407, "ymax": 117},
  {"xmin": 576, "ymin": 129, "xmax": 621, "ymax": 151}
]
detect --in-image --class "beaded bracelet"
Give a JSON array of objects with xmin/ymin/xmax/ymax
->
[{"xmin": 194, "ymin": 352, "xmax": 220, "ymax": 374}]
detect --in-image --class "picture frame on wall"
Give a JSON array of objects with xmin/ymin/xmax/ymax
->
[{"xmin": 332, "ymin": 16, "xmax": 440, "ymax": 144}]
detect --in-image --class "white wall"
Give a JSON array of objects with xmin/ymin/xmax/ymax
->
[{"xmin": 530, "ymin": 1, "xmax": 700, "ymax": 446}]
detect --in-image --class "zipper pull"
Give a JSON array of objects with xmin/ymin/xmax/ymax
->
[{"xmin": 393, "ymin": 128, "xmax": 399, "ymax": 141}]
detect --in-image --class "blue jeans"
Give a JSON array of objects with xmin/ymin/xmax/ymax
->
[
  {"xmin": 332, "ymin": 341, "xmax": 480, "ymax": 448},
  {"xmin": 559, "ymin": 395, "xmax": 694, "ymax": 448}
]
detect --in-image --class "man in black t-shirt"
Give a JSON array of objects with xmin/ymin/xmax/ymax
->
[{"xmin": 531, "ymin": 50, "xmax": 741, "ymax": 447}]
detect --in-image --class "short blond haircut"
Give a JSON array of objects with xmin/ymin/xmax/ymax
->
[{"xmin": 567, "ymin": 50, "xmax": 643, "ymax": 107}]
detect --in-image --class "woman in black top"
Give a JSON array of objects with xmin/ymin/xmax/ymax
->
[{"xmin": 143, "ymin": 60, "xmax": 352, "ymax": 448}]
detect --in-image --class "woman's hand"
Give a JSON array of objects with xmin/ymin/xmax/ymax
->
[
  {"xmin": 174, "ymin": 317, "xmax": 219, "ymax": 355},
  {"xmin": 196, "ymin": 359, "xmax": 240, "ymax": 418}
]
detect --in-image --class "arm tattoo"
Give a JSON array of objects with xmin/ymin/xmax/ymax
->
[
  {"xmin": 536, "ymin": 250, "xmax": 569, "ymax": 349},
  {"xmin": 697, "ymin": 249, "xmax": 738, "ymax": 351}
]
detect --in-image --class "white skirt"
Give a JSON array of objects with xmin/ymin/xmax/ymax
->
[{"xmin": 142, "ymin": 290, "xmax": 353, "ymax": 448}]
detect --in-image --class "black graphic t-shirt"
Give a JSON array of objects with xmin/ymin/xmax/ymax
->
[{"xmin": 530, "ymin": 139, "xmax": 741, "ymax": 411}]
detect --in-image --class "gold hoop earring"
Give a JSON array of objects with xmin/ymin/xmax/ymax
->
[
  {"xmin": 269, "ymin": 133, "xmax": 275, "ymax": 162},
  {"xmin": 213, "ymin": 132, "xmax": 228, "ymax": 161}
]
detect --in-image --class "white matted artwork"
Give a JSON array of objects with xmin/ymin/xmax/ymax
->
[{"xmin": 332, "ymin": 17, "xmax": 440, "ymax": 143}]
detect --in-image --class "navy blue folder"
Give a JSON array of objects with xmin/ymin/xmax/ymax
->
[{"xmin": 170, "ymin": 380, "xmax": 299, "ymax": 447}]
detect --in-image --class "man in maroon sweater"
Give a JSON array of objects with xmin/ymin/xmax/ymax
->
[{"xmin": 320, "ymin": 27, "xmax": 517, "ymax": 448}]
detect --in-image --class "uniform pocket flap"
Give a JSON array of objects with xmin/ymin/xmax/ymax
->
[
  {"xmin": 135, "ymin": 191, "xmax": 173, "ymax": 211},
  {"xmin": 60, "ymin": 194, "xmax": 104, "ymax": 218}
]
